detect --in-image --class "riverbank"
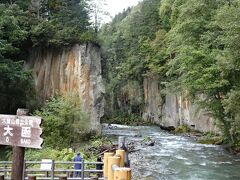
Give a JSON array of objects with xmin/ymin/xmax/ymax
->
[
  {"xmin": 170, "ymin": 125, "xmax": 223, "ymax": 144},
  {"xmin": 102, "ymin": 114, "xmax": 224, "ymax": 146},
  {"xmin": 103, "ymin": 112, "xmax": 240, "ymax": 155},
  {"xmin": 101, "ymin": 113, "xmax": 153, "ymax": 126},
  {"xmin": 159, "ymin": 124, "xmax": 240, "ymax": 155}
]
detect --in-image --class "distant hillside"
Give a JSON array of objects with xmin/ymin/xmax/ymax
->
[{"xmin": 99, "ymin": 0, "xmax": 240, "ymax": 147}]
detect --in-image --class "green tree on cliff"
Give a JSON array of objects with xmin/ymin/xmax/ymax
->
[
  {"xmin": 0, "ymin": 0, "xmax": 96, "ymax": 114},
  {"xmin": 163, "ymin": 0, "xmax": 240, "ymax": 145},
  {"xmin": 0, "ymin": 4, "xmax": 33, "ymax": 113}
]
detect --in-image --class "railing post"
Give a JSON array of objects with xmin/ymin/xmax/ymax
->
[
  {"xmin": 51, "ymin": 160, "xmax": 55, "ymax": 180},
  {"xmin": 116, "ymin": 150, "xmax": 125, "ymax": 167},
  {"xmin": 108, "ymin": 156, "xmax": 120, "ymax": 180},
  {"xmin": 23, "ymin": 160, "xmax": 26, "ymax": 180},
  {"xmin": 114, "ymin": 167, "xmax": 131, "ymax": 180},
  {"xmin": 81, "ymin": 159, "xmax": 84, "ymax": 180},
  {"xmin": 0, "ymin": 175, "xmax": 4, "ymax": 180},
  {"xmin": 4, "ymin": 165, "xmax": 7, "ymax": 178},
  {"xmin": 103, "ymin": 152, "xmax": 114, "ymax": 179}
]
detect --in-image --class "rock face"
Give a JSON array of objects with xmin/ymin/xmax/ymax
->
[
  {"xmin": 117, "ymin": 75, "xmax": 218, "ymax": 133},
  {"xmin": 142, "ymin": 76, "xmax": 162, "ymax": 124},
  {"xmin": 142, "ymin": 76, "xmax": 219, "ymax": 133},
  {"xmin": 26, "ymin": 43, "xmax": 105, "ymax": 131},
  {"xmin": 163, "ymin": 95, "xmax": 218, "ymax": 133}
]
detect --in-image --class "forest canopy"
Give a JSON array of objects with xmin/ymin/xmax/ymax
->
[
  {"xmin": 99, "ymin": 0, "xmax": 240, "ymax": 146},
  {"xmin": 0, "ymin": 0, "xmax": 97, "ymax": 114}
]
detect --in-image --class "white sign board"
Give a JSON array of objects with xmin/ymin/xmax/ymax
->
[
  {"xmin": 40, "ymin": 159, "xmax": 53, "ymax": 170},
  {"xmin": 0, "ymin": 115, "xmax": 43, "ymax": 149}
]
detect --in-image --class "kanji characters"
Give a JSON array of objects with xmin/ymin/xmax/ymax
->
[
  {"xmin": 21, "ymin": 127, "xmax": 31, "ymax": 138},
  {"xmin": 3, "ymin": 125, "xmax": 13, "ymax": 137}
]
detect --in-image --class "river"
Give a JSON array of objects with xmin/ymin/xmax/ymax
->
[{"xmin": 102, "ymin": 124, "xmax": 240, "ymax": 180}]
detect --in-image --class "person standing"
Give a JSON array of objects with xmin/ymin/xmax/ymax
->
[
  {"xmin": 120, "ymin": 142, "xmax": 130, "ymax": 167},
  {"xmin": 96, "ymin": 156, "xmax": 103, "ymax": 177},
  {"xmin": 73, "ymin": 152, "xmax": 82, "ymax": 177}
]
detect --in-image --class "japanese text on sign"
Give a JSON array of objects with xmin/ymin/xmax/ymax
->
[{"xmin": 0, "ymin": 115, "xmax": 42, "ymax": 149}]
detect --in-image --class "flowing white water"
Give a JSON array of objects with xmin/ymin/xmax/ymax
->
[{"xmin": 102, "ymin": 124, "xmax": 240, "ymax": 180}]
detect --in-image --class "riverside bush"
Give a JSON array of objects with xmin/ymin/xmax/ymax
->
[{"xmin": 34, "ymin": 92, "xmax": 91, "ymax": 149}]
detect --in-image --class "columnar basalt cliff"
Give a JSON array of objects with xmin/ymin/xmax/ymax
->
[
  {"xmin": 117, "ymin": 76, "xmax": 219, "ymax": 133},
  {"xmin": 142, "ymin": 76, "xmax": 218, "ymax": 133},
  {"xmin": 26, "ymin": 43, "xmax": 105, "ymax": 131}
]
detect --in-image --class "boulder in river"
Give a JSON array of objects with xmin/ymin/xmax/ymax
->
[
  {"xmin": 146, "ymin": 141, "xmax": 155, "ymax": 146},
  {"xmin": 141, "ymin": 136, "xmax": 155, "ymax": 147}
]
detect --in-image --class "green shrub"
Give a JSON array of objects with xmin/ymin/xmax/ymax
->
[
  {"xmin": 90, "ymin": 136, "xmax": 112, "ymax": 148},
  {"xmin": 34, "ymin": 92, "xmax": 91, "ymax": 149},
  {"xmin": 25, "ymin": 148, "xmax": 75, "ymax": 161},
  {"xmin": 25, "ymin": 148, "xmax": 85, "ymax": 170}
]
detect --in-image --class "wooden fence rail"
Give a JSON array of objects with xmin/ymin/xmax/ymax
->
[{"xmin": 0, "ymin": 161, "xmax": 104, "ymax": 180}]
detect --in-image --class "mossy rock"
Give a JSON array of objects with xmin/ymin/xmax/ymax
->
[
  {"xmin": 174, "ymin": 125, "xmax": 192, "ymax": 133},
  {"xmin": 198, "ymin": 136, "xmax": 223, "ymax": 145}
]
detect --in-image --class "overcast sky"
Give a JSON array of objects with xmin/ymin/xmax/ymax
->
[{"xmin": 103, "ymin": 0, "xmax": 142, "ymax": 22}]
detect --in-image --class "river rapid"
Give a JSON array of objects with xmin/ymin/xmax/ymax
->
[{"xmin": 102, "ymin": 124, "xmax": 240, "ymax": 180}]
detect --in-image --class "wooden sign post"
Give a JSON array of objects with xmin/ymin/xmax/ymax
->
[
  {"xmin": 12, "ymin": 109, "xmax": 28, "ymax": 180},
  {"xmin": 0, "ymin": 108, "xmax": 43, "ymax": 180}
]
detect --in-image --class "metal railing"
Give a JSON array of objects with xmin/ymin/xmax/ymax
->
[{"xmin": 0, "ymin": 161, "xmax": 104, "ymax": 180}]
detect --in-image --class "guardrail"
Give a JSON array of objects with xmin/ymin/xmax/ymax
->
[
  {"xmin": 103, "ymin": 150, "xmax": 131, "ymax": 180},
  {"xmin": 0, "ymin": 160, "xmax": 104, "ymax": 180}
]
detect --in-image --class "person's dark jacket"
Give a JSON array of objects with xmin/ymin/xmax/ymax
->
[
  {"xmin": 96, "ymin": 157, "xmax": 103, "ymax": 170},
  {"xmin": 74, "ymin": 155, "xmax": 82, "ymax": 169}
]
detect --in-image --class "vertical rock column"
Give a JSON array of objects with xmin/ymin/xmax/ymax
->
[{"xmin": 26, "ymin": 43, "xmax": 105, "ymax": 132}]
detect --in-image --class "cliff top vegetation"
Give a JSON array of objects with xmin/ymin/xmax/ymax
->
[{"xmin": 0, "ymin": 0, "xmax": 99, "ymax": 114}]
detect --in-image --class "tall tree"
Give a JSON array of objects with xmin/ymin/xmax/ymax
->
[
  {"xmin": 88, "ymin": 0, "xmax": 109, "ymax": 33},
  {"xmin": 163, "ymin": 0, "xmax": 240, "ymax": 144}
]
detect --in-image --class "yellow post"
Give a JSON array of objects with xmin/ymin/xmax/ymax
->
[
  {"xmin": 116, "ymin": 150, "xmax": 125, "ymax": 167},
  {"xmin": 108, "ymin": 156, "xmax": 120, "ymax": 180},
  {"xmin": 104, "ymin": 152, "xmax": 114, "ymax": 178},
  {"xmin": 114, "ymin": 167, "xmax": 131, "ymax": 180}
]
